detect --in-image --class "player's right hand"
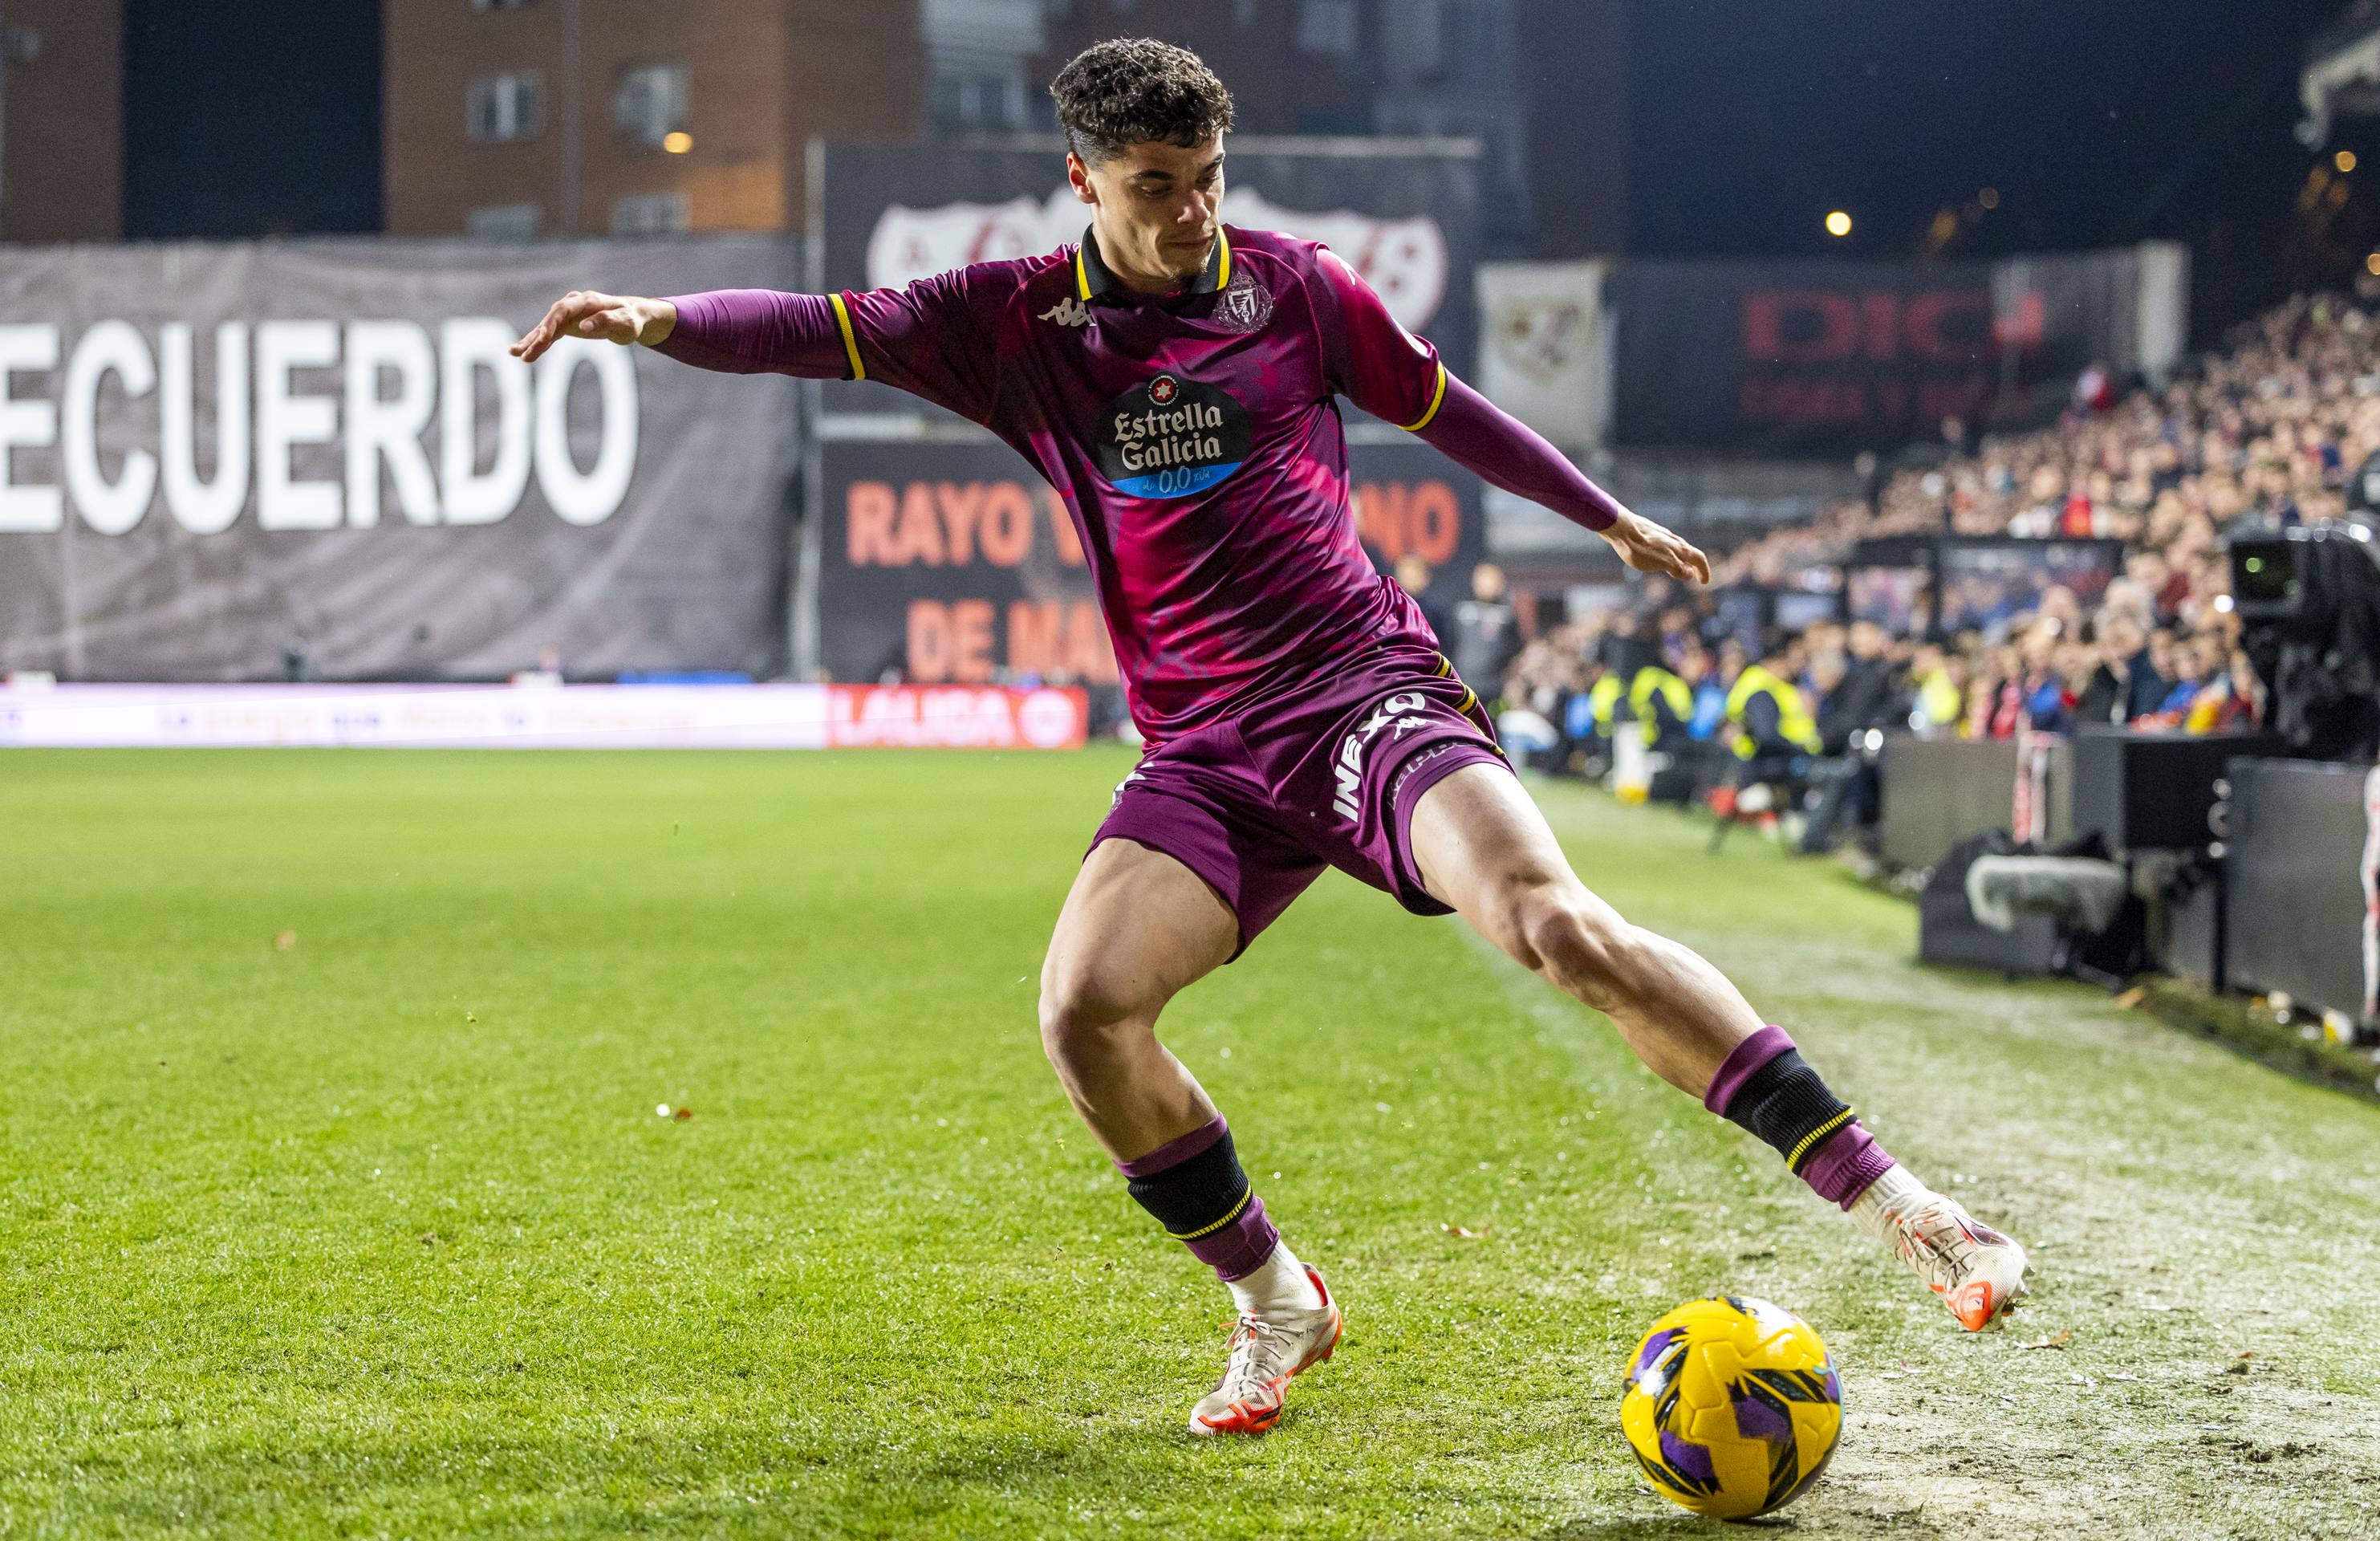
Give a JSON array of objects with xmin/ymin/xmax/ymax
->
[{"xmin": 510, "ymin": 291, "xmax": 677, "ymax": 363}]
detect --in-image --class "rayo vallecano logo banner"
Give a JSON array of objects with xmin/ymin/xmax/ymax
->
[
  {"xmin": 0, "ymin": 237, "xmax": 801, "ymax": 681},
  {"xmin": 816, "ymin": 139, "xmax": 1482, "ymax": 417}
]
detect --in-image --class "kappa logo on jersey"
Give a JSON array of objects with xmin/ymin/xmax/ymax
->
[
  {"xmin": 1095, "ymin": 374, "xmax": 1254, "ymax": 500},
  {"xmin": 1333, "ymin": 691, "xmax": 1431, "ymax": 823},
  {"xmin": 1038, "ymin": 297, "xmax": 1092, "ymax": 328}
]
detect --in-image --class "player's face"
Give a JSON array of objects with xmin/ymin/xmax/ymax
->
[{"xmin": 1068, "ymin": 138, "xmax": 1225, "ymax": 291}]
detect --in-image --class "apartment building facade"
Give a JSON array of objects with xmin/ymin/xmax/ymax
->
[
  {"xmin": 384, "ymin": 0, "xmax": 924, "ymax": 239},
  {"xmin": 0, "ymin": 0, "xmax": 124, "ymax": 242}
]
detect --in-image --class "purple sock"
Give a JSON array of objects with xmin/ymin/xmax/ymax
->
[
  {"xmin": 1797, "ymin": 1120, "xmax": 1897, "ymax": 1210},
  {"xmin": 1115, "ymin": 1116, "xmax": 1281, "ymax": 1282},
  {"xmin": 1705, "ymin": 1027, "xmax": 1895, "ymax": 1211}
]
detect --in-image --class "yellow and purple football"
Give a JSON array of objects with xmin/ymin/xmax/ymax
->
[{"xmin": 1620, "ymin": 1294, "xmax": 1842, "ymax": 1520}]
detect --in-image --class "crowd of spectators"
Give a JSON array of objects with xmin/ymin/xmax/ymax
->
[{"xmin": 1460, "ymin": 289, "xmax": 2380, "ymax": 770}]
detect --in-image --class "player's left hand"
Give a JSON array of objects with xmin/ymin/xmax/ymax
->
[{"xmin": 1599, "ymin": 509, "xmax": 1712, "ymax": 585}]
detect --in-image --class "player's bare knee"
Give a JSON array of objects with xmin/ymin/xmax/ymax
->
[
  {"xmin": 1037, "ymin": 964, "xmax": 1153, "ymax": 1069},
  {"xmin": 1512, "ymin": 882, "xmax": 1631, "ymax": 1008}
]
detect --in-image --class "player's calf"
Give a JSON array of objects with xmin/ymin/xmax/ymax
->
[{"xmin": 1115, "ymin": 1116, "xmax": 1336, "ymax": 1433}]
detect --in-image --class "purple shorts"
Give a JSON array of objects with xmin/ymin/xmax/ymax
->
[{"xmin": 1091, "ymin": 642, "xmax": 1511, "ymax": 957}]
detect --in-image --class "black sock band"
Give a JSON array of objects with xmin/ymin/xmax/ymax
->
[
  {"xmin": 1125, "ymin": 1127, "xmax": 1255, "ymax": 1240},
  {"xmin": 1720, "ymin": 1048, "xmax": 1855, "ymax": 1174}
]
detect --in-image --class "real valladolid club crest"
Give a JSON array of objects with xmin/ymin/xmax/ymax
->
[{"xmin": 1211, "ymin": 271, "xmax": 1274, "ymax": 334}]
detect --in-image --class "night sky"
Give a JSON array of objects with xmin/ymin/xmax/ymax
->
[
  {"xmin": 1627, "ymin": 0, "xmax": 2351, "ymax": 334},
  {"xmin": 123, "ymin": 0, "xmax": 380, "ymax": 240},
  {"xmin": 115, "ymin": 0, "xmax": 2358, "ymax": 336}
]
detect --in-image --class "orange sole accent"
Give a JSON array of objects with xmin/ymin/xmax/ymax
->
[{"xmin": 1194, "ymin": 1310, "xmax": 1343, "ymax": 1437}]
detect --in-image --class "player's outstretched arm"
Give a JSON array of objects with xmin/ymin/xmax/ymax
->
[
  {"xmin": 1414, "ymin": 372, "xmax": 1710, "ymax": 585},
  {"xmin": 516, "ymin": 277, "xmax": 996, "ymax": 420},
  {"xmin": 1315, "ymin": 246, "xmax": 1708, "ymax": 585},
  {"xmin": 512, "ymin": 287, "xmax": 871, "ymax": 381}
]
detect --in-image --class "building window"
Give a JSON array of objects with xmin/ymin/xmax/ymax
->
[
  {"xmin": 471, "ymin": 0, "xmax": 537, "ymax": 11},
  {"xmin": 611, "ymin": 192, "xmax": 690, "ymax": 237},
  {"xmin": 1298, "ymin": 0, "xmax": 1358, "ymax": 54},
  {"xmin": 931, "ymin": 69, "xmax": 1028, "ymax": 136},
  {"xmin": 466, "ymin": 203, "xmax": 540, "ymax": 241},
  {"xmin": 615, "ymin": 61, "xmax": 690, "ymax": 148},
  {"xmin": 467, "ymin": 71, "xmax": 543, "ymax": 143}
]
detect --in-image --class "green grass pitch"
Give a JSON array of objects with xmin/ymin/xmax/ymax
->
[{"xmin": 3, "ymin": 748, "xmax": 2378, "ymax": 1539}]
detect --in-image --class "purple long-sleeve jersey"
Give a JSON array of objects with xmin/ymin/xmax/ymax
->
[{"xmin": 658, "ymin": 224, "xmax": 1621, "ymax": 743}]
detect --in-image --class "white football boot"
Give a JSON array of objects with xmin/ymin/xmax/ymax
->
[
  {"xmin": 1876, "ymin": 1189, "xmax": 2030, "ymax": 1331},
  {"xmin": 1187, "ymin": 1266, "xmax": 1342, "ymax": 1436}
]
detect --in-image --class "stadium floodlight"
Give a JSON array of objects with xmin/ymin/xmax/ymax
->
[{"xmin": 1824, "ymin": 210, "xmax": 1853, "ymax": 238}]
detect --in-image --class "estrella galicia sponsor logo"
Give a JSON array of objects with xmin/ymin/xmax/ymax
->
[{"xmin": 1096, "ymin": 373, "xmax": 1252, "ymax": 499}]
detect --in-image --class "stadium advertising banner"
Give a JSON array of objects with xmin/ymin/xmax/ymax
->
[
  {"xmin": 0, "ymin": 681, "xmax": 1088, "ymax": 750},
  {"xmin": 1610, "ymin": 245, "xmax": 2187, "ymax": 454},
  {"xmin": 817, "ymin": 437, "xmax": 1480, "ymax": 686},
  {"xmin": 0, "ymin": 237, "xmax": 800, "ymax": 681}
]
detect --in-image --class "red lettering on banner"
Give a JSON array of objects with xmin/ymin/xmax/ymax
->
[
  {"xmin": 951, "ymin": 599, "xmax": 995, "ymax": 682},
  {"xmin": 1744, "ymin": 292, "xmax": 1858, "ymax": 363},
  {"xmin": 891, "ymin": 482, "xmax": 946, "ymax": 565},
  {"xmin": 1408, "ymin": 481, "xmax": 1460, "ymax": 565},
  {"xmin": 1919, "ymin": 375, "xmax": 1992, "ymax": 421},
  {"xmin": 847, "ymin": 481, "xmax": 897, "ymax": 565},
  {"xmin": 979, "ymin": 482, "xmax": 1034, "ymax": 567},
  {"xmin": 908, "ymin": 600, "xmax": 952, "ymax": 681},
  {"xmin": 1009, "ymin": 600, "xmax": 1061, "ymax": 674},
  {"xmin": 1005, "ymin": 600, "xmax": 1119, "ymax": 684},
  {"xmin": 1903, "ymin": 291, "xmax": 1992, "ymax": 361},
  {"xmin": 1994, "ymin": 290, "xmax": 2045, "ymax": 351},
  {"xmin": 936, "ymin": 482, "xmax": 981, "ymax": 563},
  {"xmin": 1045, "ymin": 490, "xmax": 1086, "ymax": 567},
  {"xmin": 1742, "ymin": 375, "xmax": 1869, "ymax": 425},
  {"xmin": 1356, "ymin": 480, "xmax": 1464, "ymax": 565},
  {"xmin": 825, "ymin": 685, "xmax": 1088, "ymax": 750},
  {"xmin": 1861, "ymin": 292, "xmax": 1899, "ymax": 362}
]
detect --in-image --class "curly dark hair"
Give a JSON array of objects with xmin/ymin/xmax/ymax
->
[{"xmin": 1049, "ymin": 39, "xmax": 1235, "ymax": 165}]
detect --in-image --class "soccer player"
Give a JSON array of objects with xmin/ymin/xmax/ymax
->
[{"xmin": 512, "ymin": 39, "xmax": 2028, "ymax": 1437}]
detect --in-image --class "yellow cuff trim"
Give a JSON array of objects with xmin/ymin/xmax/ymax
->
[
  {"xmin": 829, "ymin": 291, "xmax": 865, "ymax": 382},
  {"xmin": 1786, "ymin": 1108, "xmax": 1858, "ymax": 1172},
  {"xmin": 1168, "ymin": 1187, "xmax": 1253, "ymax": 1242},
  {"xmin": 1399, "ymin": 362, "xmax": 1448, "ymax": 433}
]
